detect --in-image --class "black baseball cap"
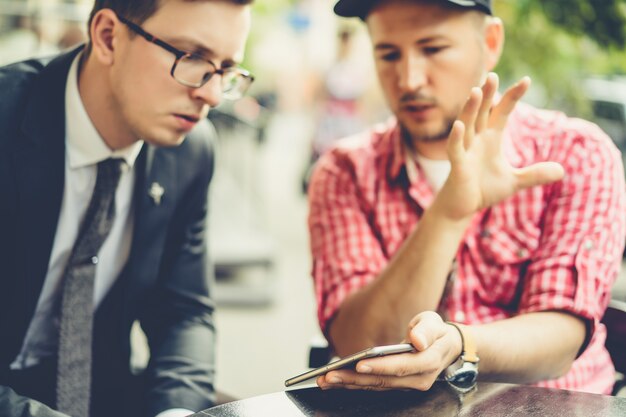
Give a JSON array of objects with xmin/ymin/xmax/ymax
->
[{"xmin": 334, "ymin": 0, "xmax": 492, "ymax": 20}]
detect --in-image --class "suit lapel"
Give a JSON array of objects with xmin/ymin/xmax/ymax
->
[
  {"xmin": 124, "ymin": 145, "xmax": 178, "ymax": 307},
  {"xmin": 13, "ymin": 48, "xmax": 83, "ymax": 332}
]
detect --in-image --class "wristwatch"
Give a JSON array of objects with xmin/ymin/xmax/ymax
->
[{"xmin": 444, "ymin": 322, "xmax": 479, "ymax": 393}]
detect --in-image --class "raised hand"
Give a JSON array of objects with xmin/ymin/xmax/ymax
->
[{"xmin": 433, "ymin": 73, "xmax": 565, "ymax": 221}]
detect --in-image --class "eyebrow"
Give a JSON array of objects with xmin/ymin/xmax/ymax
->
[{"xmin": 374, "ymin": 36, "xmax": 450, "ymax": 51}]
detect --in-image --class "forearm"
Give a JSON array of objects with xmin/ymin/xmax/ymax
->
[
  {"xmin": 329, "ymin": 207, "xmax": 471, "ymax": 356},
  {"xmin": 471, "ymin": 311, "xmax": 586, "ymax": 383},
  {"xmin": 317, "ymin": 310, "xmax": 588, "ymax": 393}
]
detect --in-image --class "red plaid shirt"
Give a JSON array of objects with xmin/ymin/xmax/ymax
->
[{"xmin": 308, "ymin": 103, "xmax": 626, "ymax": 394}]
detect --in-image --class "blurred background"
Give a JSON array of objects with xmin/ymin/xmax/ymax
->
[{"xmin": 1, "ymin": 0, "xmax": 626, "ymax": 400}]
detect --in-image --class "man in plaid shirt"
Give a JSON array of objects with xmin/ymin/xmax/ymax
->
[{"xmin": 308, "ymin": 0, "xmax": 626, "ymax": 394}]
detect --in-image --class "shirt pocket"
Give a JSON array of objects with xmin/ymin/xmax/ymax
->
[{"xmin": 470, "ymin": 216, "xmax": 540, "ymax": 306}]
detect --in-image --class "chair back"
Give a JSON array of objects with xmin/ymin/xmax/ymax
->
[{"xmin": 601, "ymin": 299, "xmax": 626, "ymax": 395}]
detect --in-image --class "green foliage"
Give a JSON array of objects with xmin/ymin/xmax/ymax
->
[
  {"xmin": 495, "ymin": 0, "xmax": 626, "ymax": 116},
  {"xmin": 541, "ymin": 0, "xmax": 626, "ymax": 48},
  {"xmin": 252, "ymin": 0, "xmax": 298, "ymax": 15}
]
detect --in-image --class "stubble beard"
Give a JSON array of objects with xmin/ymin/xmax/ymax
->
[
  {"xmin": 399, "ymin": 116, "xmax": 456, "ymax": 148},
  {"xmin": 396, "ymin": 90, "xmax": 459, "ymax": 147}
]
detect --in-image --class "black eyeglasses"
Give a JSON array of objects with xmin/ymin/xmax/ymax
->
[{"xmin": 117, "ymin": 15, "xmax": 254, "ymax": 100}]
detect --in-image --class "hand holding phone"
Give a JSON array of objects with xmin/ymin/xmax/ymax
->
[{"xmin": 285, "ymin": 343, "xmax": 416, "ymax": 387}]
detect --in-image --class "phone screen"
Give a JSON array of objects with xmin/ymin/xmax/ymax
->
[{"xmin": 284, "ymin": 343, "xmax": 415, "ymax": 387}]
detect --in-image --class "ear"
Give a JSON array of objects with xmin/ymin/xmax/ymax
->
[
  {"xmin": 483, "ymin": 17, "xmax": 504, "ymax": 72},
  {"xmin": 89, "ymin": 9, "xmax": 121, "ymax": 66}
]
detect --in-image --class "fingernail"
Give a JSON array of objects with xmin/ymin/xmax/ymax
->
[
  {"xmin": 358, "ymin": 365, "xmax": 372, "ymax": 374},
  {"xmin": 327, "ymin": 376, "xmax": 342, "ymax": 384}
]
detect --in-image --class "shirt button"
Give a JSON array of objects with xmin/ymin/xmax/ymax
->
[
  {"xmin": 584, "ymin": 240, "xmax": 594, "ymax": 250},
  {"xmin": 480, "ymin": 229, "xmax": 491, "ymax": 238},
  {"xmin": 91, "ymin": 256, "xmax": 99, "ymax": 265},
  {"xmin": 454, "ymin": 311, "xmax": 466, "ymax": 322},
  {"xmin": 516, "ymin": 248, "xmax": 527, "ymax": 258}
]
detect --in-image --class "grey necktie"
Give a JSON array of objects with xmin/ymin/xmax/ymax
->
[{"xmin": 56, "ymin": 158, "xmax": 124, "ymax": 417}]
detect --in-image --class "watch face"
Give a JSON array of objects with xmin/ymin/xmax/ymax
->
[
  {"xmin": 446, "ymin": 361, "xmax": 478, "ymax": 393},
  {"xmin": 448, "ymin": 369, "xmax": 477, "ymax": 391}
]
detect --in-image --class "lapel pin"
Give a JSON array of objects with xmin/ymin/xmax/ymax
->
[{"xmin": 149, "ymin": 182, "xmax": 165, "ymax": 206}]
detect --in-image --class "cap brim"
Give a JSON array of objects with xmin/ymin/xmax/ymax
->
[
  {"xmin": 448, "ymin": 0, "xmax": 492, "ymax": 14},
  {"xmin": 334, "ymin": 0, "xmax": 377, "ymax": 19},
  {"xmin": 334, "ymin": 0, "xmax": 491, "ymax": 19}
]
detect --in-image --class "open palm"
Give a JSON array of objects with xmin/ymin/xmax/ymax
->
[{"xmin": 435, "ymin": 74, "xmax": 564, "ymax": 221}]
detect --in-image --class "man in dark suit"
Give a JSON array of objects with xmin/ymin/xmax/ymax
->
[{"xmin": 0, "ymin": 1, "xmax": 254, "ymax": 416}]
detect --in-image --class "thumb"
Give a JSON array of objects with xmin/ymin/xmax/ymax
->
[
  {"xmin": 407, "ymin": 311, "xmax": 447, "ymax": 352},
  {"xmin": 515, "ymin": 162, "xmax": 564, "ymax": 190}
]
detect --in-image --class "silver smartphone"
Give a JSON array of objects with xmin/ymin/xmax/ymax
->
[{"xmin": 284, "ymin": 343, "xmax": 416, "ymax": 387}]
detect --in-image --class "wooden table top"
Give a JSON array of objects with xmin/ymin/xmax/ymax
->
[{"xmin": 192, "ymin": 381, "xmax": 626, "ymax": 417}]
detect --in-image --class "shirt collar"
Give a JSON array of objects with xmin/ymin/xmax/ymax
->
[
  {"xmin": 387, "ymin": 119, "xmax": 407, "ymax": 181},
  {"xmin": 384, "ymin": 118, "xmax": 438, "ymax": 209},
  {"xmin": 65, "ymin": 53, "xmax": 144, "ymax": 170},
  {"xmin": 386, "ymin": 118, "xmax": 427, "ymax": 185}
]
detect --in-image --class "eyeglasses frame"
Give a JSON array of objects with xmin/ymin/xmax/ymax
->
[{"xmin": 116, "ymin": 14, "xmax": 254, "ymax": 94}]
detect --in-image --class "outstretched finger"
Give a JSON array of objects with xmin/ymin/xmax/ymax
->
[
  {"xmin": 514, "ymin": 162, "xmax": 565, "ymax": 190},
  {"xmin": 446, "ymin": 120, "xmax": 466, "ymax": 164},
  {"xmin": 458, "ymin": 87, "xmax": 482, "ymax": 149},
  {"xmin": 476, "ymin": 73, "xmax": 498, "ymax": 133},
  {"xmin": 490, "ymin": 76, "xmax": 530, "ymax": 131}
]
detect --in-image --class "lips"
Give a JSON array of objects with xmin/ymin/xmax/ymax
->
[
  {"xmin": 399, "ymin": 102, "xmax": 439, "ymax": 123},
  {"xmin": 401, "ymin": 102, "xmax": 435, "ymax": 112},
  {"xmin": 173, "ymin": 113, "xmax": 201, "ymax": 131},
  {"xmin": 174, "ymin": 113, "xmax": 200, "ymax": 123}
]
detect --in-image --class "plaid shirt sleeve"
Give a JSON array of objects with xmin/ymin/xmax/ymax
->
[
  {"xmin": 308, "ymin": 149, "xmax": 388, "ymax": 334},
  {"xmin": 519, "ymin": 120, "xmax": 626, "ymax": 334}
]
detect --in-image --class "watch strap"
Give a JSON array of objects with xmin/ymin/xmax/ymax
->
[{"xmin": 446, "ymin": 322, "xmax": 479, "ymax": 364}]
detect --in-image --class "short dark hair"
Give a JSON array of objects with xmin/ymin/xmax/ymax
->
[
  {"xmin": 87, "ymin": 0, "xmax": 253, "ymax": 33},
  {"xmin": 84, "ymin": 0, "xmax": 253, "ymax": 55}
]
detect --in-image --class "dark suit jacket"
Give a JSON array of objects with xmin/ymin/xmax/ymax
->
[
  {"xmin": 0, "ymin": 387, "xmax": 68, "ymax": 417},
  {"xmin": 0, "ymin": 47, "xmax": 216, "ymax": 417}
]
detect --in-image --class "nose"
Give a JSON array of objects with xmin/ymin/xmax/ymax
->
[
  {"xmin": 397, "ymin": 52, "xmax": 427, "ymax": 93},
  {"xmin": 190, "ymin": 74, "xmax": 222, "ymax": 108}
]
